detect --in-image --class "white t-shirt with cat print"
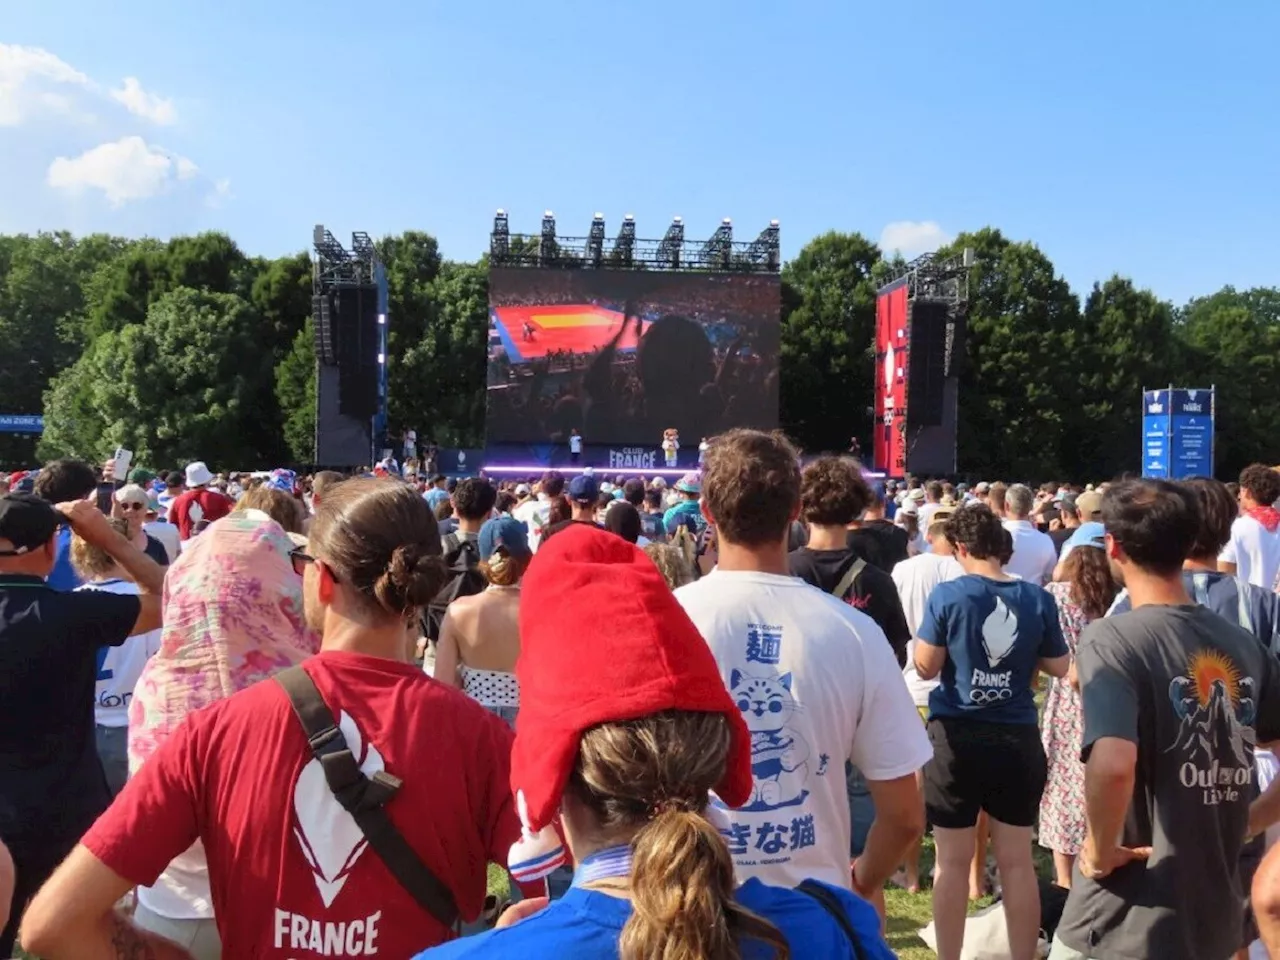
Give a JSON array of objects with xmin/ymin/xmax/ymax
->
[{"xmin": 676, "ymin": 569, "xmax": 932, "ymax": 891}]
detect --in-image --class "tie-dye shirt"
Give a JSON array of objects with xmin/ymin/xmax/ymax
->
[{"xmin": 128, "ymin": 510, "xmax": 320, "ymax": 920}]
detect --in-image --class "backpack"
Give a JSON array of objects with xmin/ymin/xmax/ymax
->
[{"xmin": 423, "ymin": 534, "xmax": 486, "ymax": 642}]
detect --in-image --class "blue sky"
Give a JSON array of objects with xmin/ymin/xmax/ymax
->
[{"xmin": 2, "ymin": 1, "xmax": 1277, "ymax": 304}]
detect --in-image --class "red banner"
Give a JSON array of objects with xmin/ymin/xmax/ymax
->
[{"xmin": 873, "ymin": 284, "xmax": 909, "ymax": 476}]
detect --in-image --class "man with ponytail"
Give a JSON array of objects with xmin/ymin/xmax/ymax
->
[
  {"xmin": 23, "ymin": 479, "xmax": 531, "ymax": 960},
  {"xmin": 416, "ymin": 523, "xmax": 894, "ymax": 959}
]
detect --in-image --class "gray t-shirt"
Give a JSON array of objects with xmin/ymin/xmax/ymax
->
[{"xmin": 1056, "ymin": 604, "xmax": 1280, "ymax": 960}]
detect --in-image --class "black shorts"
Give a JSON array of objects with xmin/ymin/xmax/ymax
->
[{"xmin": 923, "ymin": 716, "xmax": 1047, "ymax": 829}]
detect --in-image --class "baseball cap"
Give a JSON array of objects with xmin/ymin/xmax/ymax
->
[
  {"xmin": 974, "ymin": 481, "xmax": 990, "ymax": 494},
  {"xmin": 568, "ymin": 474, "xmax": 599, "ymax": 503},
  {"xmin": 1064, "ymin": 521, "xmax": 1106, "ymax": 551},
  {"xmin": 599, "ymin": 481, "xmax": 615, "ymax": 494},
  {"xmin": 479, "ymin": 516, "xmax": 531, "ymax": 561},
  {"xmin": 127, "ymin": 467, "xmax": 156, "ymax": 486},
  {"xmin": 515, "ymin": 483, "xmax": 532, "ymax": 497},
  {"xmin": 0, "ymin": 494, "xmax": 62, "ymax": 556},
  {"xmin": 1073, "ymin": 491, "xmax": 1104, "ymax": 520},
  {"xmin": 908, "ymin": 489, "xmax": 926, "ymax": 504}
]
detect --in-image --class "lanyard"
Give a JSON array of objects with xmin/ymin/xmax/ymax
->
[{"xmin": 571, "ymin": 845, "xmax": 633, "ymax": 888}]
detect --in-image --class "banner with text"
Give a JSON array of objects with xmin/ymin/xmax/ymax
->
[
  {"xmin": 1141, "ymin": 387, "xmax": 1214, "ymax": 479},
  {"xmin": 0, "ymin": 415, "xmax": 43, "ymax": 434}
]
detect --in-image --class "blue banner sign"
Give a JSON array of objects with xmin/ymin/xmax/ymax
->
[
  {"xmin": 1141, "ymin": 388, "xmax": 1214, "ymax": 479},
  {"xmin": 0, "ymin": 414, "xmax": 43, "ymax": 434}
]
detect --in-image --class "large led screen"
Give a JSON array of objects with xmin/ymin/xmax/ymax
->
[{"xmin": 486, "ymin": 268, "xmax": 780, "ymax": 446}]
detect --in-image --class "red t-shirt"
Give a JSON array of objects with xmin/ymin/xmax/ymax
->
[
  {"xmin": 169, "ymin": 487, "xmax": 234, "ymax": 540},
  {"xmin": 82, "ymin": 651, "xmax": 523, "ymax": 958}
]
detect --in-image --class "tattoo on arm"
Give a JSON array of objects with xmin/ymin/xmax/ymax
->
[{"xmin": 108, "ymin": 913, "xmax": 160, "ymax": 960}]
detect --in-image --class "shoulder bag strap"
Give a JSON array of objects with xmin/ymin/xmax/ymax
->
[
  {"xmin": 796, "ymin": 879, "xmax": 869, "ymax": 960},
  {"xmin": 831, "ymin": 558, "xmax": 867, "ymax": 600},
  {"xmin": 274, "ymin": 666, "xmax": 459, "ymax": 929}
]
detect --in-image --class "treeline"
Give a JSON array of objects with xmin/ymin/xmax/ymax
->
[{"xmin": 0, "ymin": 228, "xmax": 1276, "ymax": 480}]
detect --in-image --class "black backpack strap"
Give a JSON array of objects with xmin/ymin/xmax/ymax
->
[
  {"xmin": 275, "ymin": 666, "xmax": 459, "ymax": 929},
  {"xmin": 796, "ymin": 880, "xmax": 868, "ymax": 960}
]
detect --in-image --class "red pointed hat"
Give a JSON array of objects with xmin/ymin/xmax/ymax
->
[{"xmin": 511, "ymin": 523, "xmax": 753, "ymax": 836}]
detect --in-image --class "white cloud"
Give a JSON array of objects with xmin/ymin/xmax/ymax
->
[
  {"xmin": 879, "ymin": 220, "xmax": 954, "ymax": 258},
  {"xmin": 205, "ymin": 177, "xmax": 233, "ymax": 209},
  {"xmin": 110, "ymin": 76, "xmax": 176, "ymax": 125},
  {"xmin": 0, "ymin": 43, "xmax": 92, "ymax": 126},
  {"xmin": 47, "ymin": 136, "xmax": 198, "ymax": 207}
]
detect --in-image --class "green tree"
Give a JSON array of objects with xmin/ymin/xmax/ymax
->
[
  {"xmin": 275, "ymin": 318, "xmax": 317, "ymax": 462},
  {"xmin": 42, "ymin": 287, "xmax": 276, "ymax": 468},
  {"xmin": 250, "ymin": 251, "xmax": 313, "ymax": 359},
  {"xmin": 0, "ymin": 232, "xmax": 132, "ymax": 466},
  {"xmin": 390, "ymin": 260, "xmax": 489, "ymax": 447},
  {"xmin": 1175, "ymin": 286, "xmax": 1280, "ymax": 477},
  {"xmin": 778, "ymin": 231, "xmax": 882, "ymax": 452},
  {"xmin": 1070, "ymin": 277, "xmax": 1178, "ymax": 479},
  {"xmin": 936, "ymin": 229, "xmax": 1081, "ymax": 479},
  {"xmin": 84, "ymin": 232, "xmax": 248, "ymax": 338}
]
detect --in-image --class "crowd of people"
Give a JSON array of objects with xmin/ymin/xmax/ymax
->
[{"xmin": 4, "ymin": 440, "xmax": 1280, "ymax": 959}]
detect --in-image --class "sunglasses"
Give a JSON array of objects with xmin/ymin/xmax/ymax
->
[
  {"xmin": 119, "ymin": 501, "xmax": 147, "ymax": 512},
  {"xmin": 290, "ymin": 547, "xmax": 316, "ymax": 577}
]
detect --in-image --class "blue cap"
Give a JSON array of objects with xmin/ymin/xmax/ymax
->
[
  {"xmin": 568, "ymin": 473, "xmax": 599, "ymax": 502},
  {"xmin": 479, "ymin": 516, "xmax": 530, "ymax": 561},
  {"xmin": 1064, "ymin": 521, "xmax": 1106, "ymax": 551}
]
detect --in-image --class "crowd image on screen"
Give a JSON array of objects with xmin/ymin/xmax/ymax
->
[{"xmin": 486, "ymin": 269, "xmax": 780, "ymax": 444}]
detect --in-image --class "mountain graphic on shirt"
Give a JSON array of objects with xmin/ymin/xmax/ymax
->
[
  {"xmin": 1166, "ymin": 650, "xmax": 1255, "ymax": 769},
  {"xmin": 292, "ymin": 710, "xmax": 386, "ymax": 907}
]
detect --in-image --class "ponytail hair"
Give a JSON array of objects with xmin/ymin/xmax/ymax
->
[{"xmin": 570, "ymin": 711, "xmax": 790, "ymax": 960}]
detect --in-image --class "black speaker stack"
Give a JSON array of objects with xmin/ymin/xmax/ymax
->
[{"xmin": 311, "ymin": 284, "xmax": 378, "ymax": 420}]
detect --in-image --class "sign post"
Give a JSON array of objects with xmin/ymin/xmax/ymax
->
[{"xmin": 1141, "ymin": 386, "xmax": 1214, "ymax": 479}]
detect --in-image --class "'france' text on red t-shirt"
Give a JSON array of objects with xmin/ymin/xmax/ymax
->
[{"xmin": 82, "ymin": 651, "xmax": 523, "ymax": 958}]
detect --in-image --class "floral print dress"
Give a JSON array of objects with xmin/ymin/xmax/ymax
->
[{"xmin": 1039, "ymin": 580, "xmax": 1088, "ymax": 855}]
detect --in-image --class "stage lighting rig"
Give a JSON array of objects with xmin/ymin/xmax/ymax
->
[
  {"xmin": 491, "ymin": 209, "xmax": 510, "ymax": 260},
  {"xmin": 588, "ymin": 213, "xmax": 606, "ymax": 268},
  {"xmin": 612, "ymin": 214, "xmax": 636, "ymax": 266},
  {"xmin": 746, "ymin": 220, "xmax": 781, "ymax": 271},
  {"xmin": 657, "ymin": 216, "xmax": 685, "ymax": 268},
  {"xmin": 539, "ymin": 210, "xmax": 557, "ymax": 266},
  {"xmin": 491, "ymin": 212, "xmax": 780, "ymax": 274},
  {"xmin": 700, "ymin": 217, "xmax": 733, "ymax": 270}
]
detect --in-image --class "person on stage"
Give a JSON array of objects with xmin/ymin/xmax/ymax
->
[
  {"xmin": 569, "ymin": 429, "xmax": 583, "ymax": 465},
  {"xmin": 661, "ymin": 429, "xmax": 680, "ymax": 469}
]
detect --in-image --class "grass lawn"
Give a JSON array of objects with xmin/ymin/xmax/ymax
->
[{"xmin": 885, "ymin": 835, "xmax": 1058, "ymax": 959}]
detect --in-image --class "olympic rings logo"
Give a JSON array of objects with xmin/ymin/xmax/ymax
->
[{"xmin": 969, "ymin": 687, "xmax": 1014, "ymax": 704}]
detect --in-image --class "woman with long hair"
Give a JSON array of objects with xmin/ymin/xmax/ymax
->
[
  {"xmin": 1039, "ymin": 537, "xmax": 1117, "ymax": 887},
  {"xmin": 433, "ymin": 516, "xmax": 529, "ymax": 727},
  {"xmin": 419, "ymin": 524, "xmax": 893, "ymax": 959},
  {"xmin": 124, "ymin": 506, "xmax": 320, "ymax": 957}
]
